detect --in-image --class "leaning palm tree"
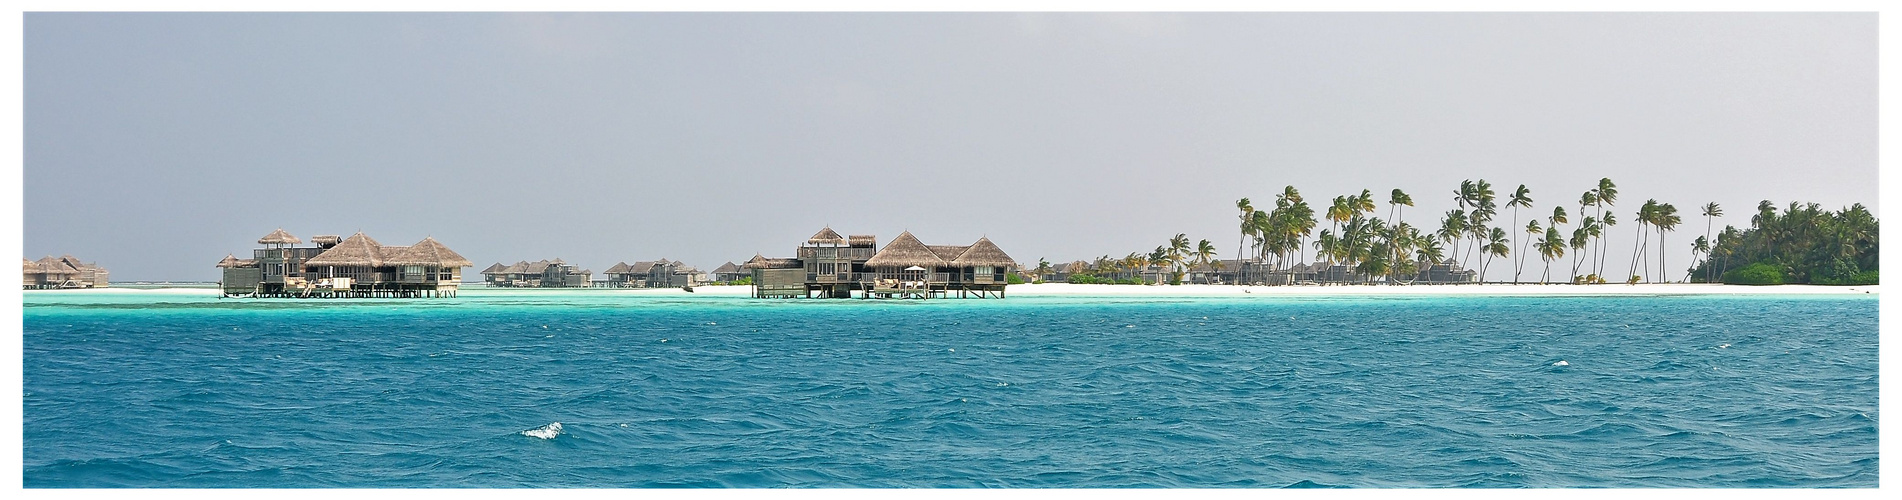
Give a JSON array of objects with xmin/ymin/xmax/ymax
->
[
  {"xmin": 1033, "ymin": 259, "xmax": 1053, "ymax": 282},
  {"xmin": 1568, "ymin": 226, "xmax": 1590, "ymax": 283},
  {"xmin": 1576, "ymin": 191, "xmax": 1596, "ymax": 276},
  {"xmin": 1439, "ymin": 209, "xmax": 1467, "ymax": 265},
  {"xmin": 1630, "ymin": 200, "xmax": 1658, "ymax": 282},
  {"xmin": 1654, "ymin": 203, "xmax": 1681, "ymax": 282},
  {"xmin": 1520, "ymin": 219, "xmax": 1542, "ymax": 283},
  {"xmin": 1507, "ymin": 184, "xmax": 1533, "ymax": 282},
  {"xmin": 1481, "ymin": 227, "xmax": 1509, "ymax": 281},
  {"xmin": 1593, "ymin": 178, "xmax": 1619, "ymax": 277},
  {"xmin": 1538, "ymin": 227, "xmax": 1565, "ymax": 284},
  {"xmin": 1389, "ymin": 189, "xmax": 1414, "ymax": 228}
]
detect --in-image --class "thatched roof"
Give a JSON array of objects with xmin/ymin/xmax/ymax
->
[
  {"xmin": 865, "ymin": 231, "xmax": 946, "ymax": 268},
  {"xmin": 304, "ymin": 232, "xmax": 385, "ymax": 267},
  {"xmin": 603, "ymin": 262, "xmax": 630, "ymax": 274},
  {"xmin": 741, "ymin": 253, "xmax": 802, "ymax": 269},
  {"xmin": 257, "ymin": 228, "xmax": 302, "ymax": 245},
  {"xmin": 926, "ymin": 245, "xmax": 970, "ymax": 260},
  {"xmin": 216, "ymin": 254, "xmax": 242, "ymax": 268},
  {"xmin": 712, "ymin": 261, "xmax": 741, "ymax": 274},
  {"xmin": 33, "ymin": 256, "xmax": 76, "ymax": 275},
  {"xmin": 950, "ymin": 237, "xmax": 1015, "ymax": 268},
  {"xmin": 807, "ymin": 227, "xmax": 846, "ymax": 245},
  {"xmin": 848, "ymin": 235, "xmax": 876, "ymax": 247},
  {"xmin": 312, "ymin": 235, "xmax": 342, "ymax": 247},
  {"xmin": 384, "ymin": 237, "xmax": 472, "ymax": 267},
  {"xmin": 482, "ymin": 263, "xmax": 507, "ymax": 273}
]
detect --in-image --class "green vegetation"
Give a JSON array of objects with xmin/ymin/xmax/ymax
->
[
  {"xmin": 1690, "ymin": 201, "xmax": 1878, "ymax": 285},
  {"xmin": 1006, "ymin": 273, "xmax": 1026, "ymax": 285},
  {"xmin": 1721, "ymin": 263, "xmax": 1784, "ymax": 285}
]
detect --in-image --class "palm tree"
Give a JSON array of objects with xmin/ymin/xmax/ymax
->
[
  {"xmin": 1654, "ymin": 203, "xmax": 1681, "ymax": 282},
  {"xmin": 1439, "ymin": 209, "xmax": 1467, "ymax": 266},
  {"xmin": 1690, "ymin": 236, "xmax": 1710, "ymax": 282},
  {"xmin": 1629, "ymin": 200, "xmax": 1658, "ymax": 282},
  {"xmin": 1389, "ymin": 188, "xmax": 1414, "ymax": 234},
  {"xmin": 1700, "ymin": 202, "xmax": 1722, "ymax": 281},
  {"xmin": 1168, "ymin": 233, "xmax": 1191, "ymax": 281},
  {"xmin": 1577, "ymin": 190, "xmax": 1596, "ymax": 277},
  {"xmin": 1593, "ymin": 178, "xmax": 1618, "ymax": 278},
  {"xmin": 1033, "ymin": 258, "xmax": 1053, "ymax": 283},
  {"xmin": 1416, "ymin": 237, "xmax": 1446, "ymax": 269},
  {"xmin": 1572, "ymin": 216, "xmax": 1600, "ymax": 280},
  {"xmin": 1234, "ymin": 198, "xmax": 1254, "ymax": 283},
  {"xmin": 1538, "ymin": 227, "xmax": 1565, "ymax": 284},
  {"xmin": 1463, "ymin": 180, "xmax": 1497, "ymax": 270},
  {"xmin": 1568, "ymin": 226, "xmax": 1589, "ymax": 283},
  {"xmin": 1195, "ymin": 239, "xmax": 1218, "ymax": 283},
  {"xmin": 1521, "ymin": 219, "xmax": 1543, "ymax": 284},
  {"xmin": 1481, "ymin": 227, "xmax": 1509, "ymax": 281},
  {"xmin": 1598, "ymin": 211, "xmax": 1618, "ymax": 280},
  {"xmin": 1548, "ymin": 206, "xmax": 1568, "ymax": 231},
  {"xmin": 1508, "ymin": 184, "xmax": 1533, "ymax": 282}
]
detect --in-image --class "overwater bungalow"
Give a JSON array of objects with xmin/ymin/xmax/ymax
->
[
  {"xmin": 481, "ymin": 259, "xmax": 591, "ymax": 287},
  {"xmin": 601, "ymin": 259, "xmax": 700, "ymax": 288},
  {"xmin": 22, "ymin": 255, "xmax": 109, "ymax": 289},
  {"xmin": 746, "ymin": 227, "xmax": 1016, "ymax": 299},
  {"xmin": 217, "ymin": 229, "xmax": 471, "ymax": 298}
]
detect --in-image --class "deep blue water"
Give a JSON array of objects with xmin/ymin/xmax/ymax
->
[{"xmin": 22, "ymin": 289, "xmax": 1879, "ymax": 487}]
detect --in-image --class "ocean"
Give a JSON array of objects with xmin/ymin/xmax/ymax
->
[{"xmin": 21, "ymin": 289, "xmax": 1879, "ymax": 487}]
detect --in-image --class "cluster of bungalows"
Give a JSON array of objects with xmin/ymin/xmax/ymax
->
[
  {"xmin": 601, "ymin": 259, "xmax": 703, "ymax": 288},
  {"xmin": 216, "ymin": 228, "xmax": 472, "ymax": 298},
  {"xmin": 1034, "ymin": 258, "xmax": 1476, "ymax": 285},
  {"xmin": 744, "ymin": 227, "xmax": 1016, "ymax": 299},
  {"xmin": 479, "ymin": 259, "xmax": 591, "ymax": 287},
  {"xmin": 22, "ymin": 255, "xmax": 109, "ymax": 289}
]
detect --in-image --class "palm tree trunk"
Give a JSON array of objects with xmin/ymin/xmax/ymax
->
[{"xmin": 1628, "ymin": 223, "xmax": 1645, "ymax": 282}]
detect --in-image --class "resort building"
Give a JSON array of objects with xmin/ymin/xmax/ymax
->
[
  {"xmin": 601, "ymin": 259, "xmax": 700, "ymax": 288},
  {"xmin": 480, "ymin": 259, "xmax": 592, "ymax": 287},
  {"xmin": 709, "ymin": 262, "xmax": 747, "ymax": 283},
  {"xmin": 22, "ymin": 255, "xmax": 109, "ymax": 289},
  {"xmin": 216, "ymin": 229, "xmax": 471, "ymax": 298},
  {"xmin": 745, "ymin": 227, "xmax": 1016, "ymax": 299}
]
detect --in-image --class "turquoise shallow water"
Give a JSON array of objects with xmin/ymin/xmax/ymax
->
[{"xmin": 22, "ymin": 289, "xmax": 1879, "ymax": 487}]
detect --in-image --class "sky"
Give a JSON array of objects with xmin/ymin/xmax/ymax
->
[{"xmin": 22, "ymin": 12, "xmax": 1877, "ymax": 282}]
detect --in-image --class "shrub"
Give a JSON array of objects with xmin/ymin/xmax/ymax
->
[
  {"xmin": 1006, "ymin": 273, "xmax": 1026, "ymax": 285},
  {"xmin": 1722, "ymin": 262, "xmax": 1785, "ymax": 285},
  {"xmin": 1067, "ymin": 274, "xmax": 1102, "ymax": 285}
]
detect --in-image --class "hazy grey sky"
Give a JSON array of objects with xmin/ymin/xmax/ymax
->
[{"xmin": 24, "ymin": 13, "xmax": 1876, "ymax": 281}]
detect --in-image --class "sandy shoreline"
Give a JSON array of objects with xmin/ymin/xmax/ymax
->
[{"xmin": 25, "ymin": 283, "xmax": 1878, "ymax": 297}]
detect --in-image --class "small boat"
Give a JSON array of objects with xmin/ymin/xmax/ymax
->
[{"xmin": 682, "ymin": 285, "xmax": 694, "ymax": 293}]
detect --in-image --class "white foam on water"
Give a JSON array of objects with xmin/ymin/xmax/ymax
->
[
  {"xmin": 1553, "ymin": 360, "xmax": 1570, "ymax": 366},
  {"xmin": 522, "ymin": 422, "xmax": 563, "ymax": 440}
]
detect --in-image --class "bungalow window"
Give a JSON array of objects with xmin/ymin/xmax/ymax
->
[{"xmin": 974, "ymin": 266, "xmax": 993, "ymax": 275}]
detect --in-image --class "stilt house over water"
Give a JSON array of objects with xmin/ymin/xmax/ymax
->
[
  {"xmin": 601, "ymin": 259, "xmax": 700, "ymax": 288},
  {"xmin": 745, "ymin": 227, "xmax": 1016, "ymax": 299},
  {"xmin": 480, "ymin": 259, "xmax": 591, "ymax": 287},
  {"xmin": 23, "ymin": 255, "xmax": 109, "ymax": 289},
  {"xmin": 217, "ymin": 229, "xmax": 472, "ymax": 298}
]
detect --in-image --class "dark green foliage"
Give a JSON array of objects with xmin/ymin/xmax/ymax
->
[
  {"xmin": 1690, "ymin": 201, "xmax": 1877, "ymax": 284},
  {"xmin": 1722, "ymin": 262, "xmax": 1784, "ymax": 285},
  {"xmin": 1067, "ymin": 274, "xmax": 1102, "ymax": 284},
  {"xmin": 1006, "ymin": 273, "xmax": 1026, "ymax": 285}
]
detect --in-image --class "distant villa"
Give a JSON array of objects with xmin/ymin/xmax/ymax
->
[
  {"xmin": 216, "ymin": 228, "xmax": 472, "ymax": 298},
  {"xmin": 744, "ymin": 227, "xmax": 1016, "ymax": 299},
  {"xmin": 480, "ymin": 259, "xmax": 591, "ymax": 288},
  {"xmin": 602, "ymin": 259, "xmax": 701, "ymax": 288},
  {"xmin": 23, "ymin": 255, "xmax": 109, "ymax": 289}
]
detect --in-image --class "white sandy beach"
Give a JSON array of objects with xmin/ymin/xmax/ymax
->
[
  {"xmin": 1002, "ymin": 282, "xmax": 1878, "ymax": 297},
  {"xmin": 32, "ymin": 283, "xmax": 1876, "ymax": 298}
]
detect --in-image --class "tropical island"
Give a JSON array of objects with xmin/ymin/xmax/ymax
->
[{"xmin": 1019, "ymin": 178, "xmax": 1876, "ymax": 288}]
